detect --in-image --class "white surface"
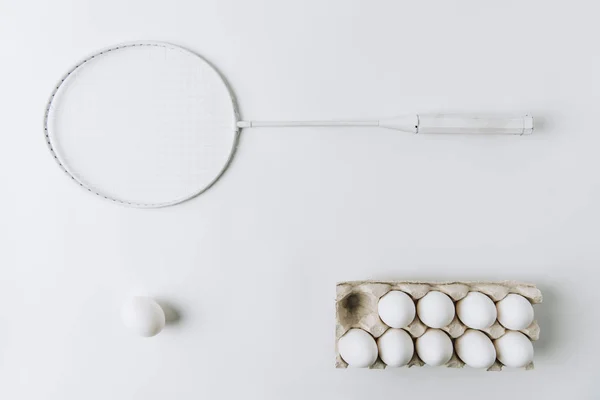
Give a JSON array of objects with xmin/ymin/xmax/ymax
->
[
  {"xmin": 338, "ymin": 329, "xmax": 378, "ymax": 368},
  {"xmin": 456, "ymin": 292, "xmax": 497, "ymax": 329},
  {"xmin": 0, "ymin": 0, "xmax": 599, "ymax": 399},
  {"xmin": 495, "ymin": 331, "xmax": 535, "ymax": 368},
  {"xmin": 376, "ymin": 328, "xmax": 414, "ymax": 367},
  {"xmin": 377, "ymin": 290, "xmax": 415, "ymax": 328},
  {"xmin": 416, "ymin": 291, "xmax": 456, "ymax": 328},
  {"xmin": 455, "ymin": 329, "xmax": 497, "ymax": 369}
]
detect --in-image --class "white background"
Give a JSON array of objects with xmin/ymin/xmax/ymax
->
[{"xmin": 1, "ymin": 0, "xmax": 598, "ymax": 399}]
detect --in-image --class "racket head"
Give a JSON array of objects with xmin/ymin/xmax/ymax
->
[{"xmin": 44, "ymin": 41, "xmax": 240, "ymax": 208}]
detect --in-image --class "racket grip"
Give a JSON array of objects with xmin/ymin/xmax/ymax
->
[{"xmin": 417, "ymin": 114, "xmax": 533, "ymax": 135}]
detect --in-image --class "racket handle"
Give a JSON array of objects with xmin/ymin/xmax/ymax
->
[
  {"xmin": 417, "ymin": 114, "xmax": 533, "ymax": 135},
  {"xmin": 379, "ymin": 114, "xmax": 533, "ymax": 135}
]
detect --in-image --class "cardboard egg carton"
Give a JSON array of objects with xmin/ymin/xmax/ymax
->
[{"xmin": 336, "ymin": 280, "xmax": 542, "ymax": 371}]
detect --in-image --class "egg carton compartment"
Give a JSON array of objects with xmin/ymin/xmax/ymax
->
[{"xmin": 335, "ymin": 280, "xmax": 542, "ymax": 371}]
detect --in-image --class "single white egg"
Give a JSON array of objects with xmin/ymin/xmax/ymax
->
[
  {"xmin": 456, "ymin": 292, "xmax": 497, "ymax": 329},
  {"xmin": 455, "ymin": 329, "xmax": 496, "ymax": 369},
  {"xmin": 338, "ymin": 328, "xmax": 378, "ymax": 368},
  {"xmin": 496, "ymin": 294, "xmax": 534, "ymax": 330},
  {"xmin": 417, "ymin": 291, "xmax": 455, "ymax": 328},
  {"xmin": 377, "ymin": 328, "xmax": 414, "ymax": 367},
  {"xmin": 415, "ymin": 329, "xmax": 453, "ymax": 366},
  {"xmin": 121, "ymin": 296, "xmax": 166, "ymax": 337},
  {"xmin": 378, "ymin": 291, "xmax": 416, "ymax": 328},
  {"xmin": 494, "ymin": 331, "xmax": 534, "ymax": 368}
]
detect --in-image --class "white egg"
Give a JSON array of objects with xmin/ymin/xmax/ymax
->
[
  {"xmin": 456, "ymin": 292, "xmax": 497, "ymax": 329},
  {"xmin": 417, "ymin": 291, "xmax": 455, "ymax": 328},
  {"xmin": 455, "ymin": 329, "xmax": 496, "ymax": 369},
  {"xmin": 496, "ymin": 294, "xmax": 534, "ymax": 330},
  {"xmin": 415, "ymin": 329, "xmax": 453, "ymax": 366},
  {"xmin": 121, "ymin": 296, "xmax": 166, "ymax": 337},
  {"xmin": 377, "ymin": 328, "xmax": 414, "ymax": 367},
  {"xmin": 378, "ymin": 291, "xmax": 416, "ymax": 328},
  {"xmin": 338, "ymin": 329, "xmax": 378, "ymax": 368},
  {"xmin": 494, "ymin": 331, "xmax": 534, "ymax": 368}
]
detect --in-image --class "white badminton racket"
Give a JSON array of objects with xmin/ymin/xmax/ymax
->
[{"xmin": 44, "ymin": 41, "xmax": 534, "ymax": 208}]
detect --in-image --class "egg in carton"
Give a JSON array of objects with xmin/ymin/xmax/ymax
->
[{"xmin": 335, "ymin": 280, "xmax": 542, "ymax": 371}]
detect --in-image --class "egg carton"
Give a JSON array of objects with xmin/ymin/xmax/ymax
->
[{"xmin": 335, "ymin": 280, "xmax": 542, "ymax": 371}]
